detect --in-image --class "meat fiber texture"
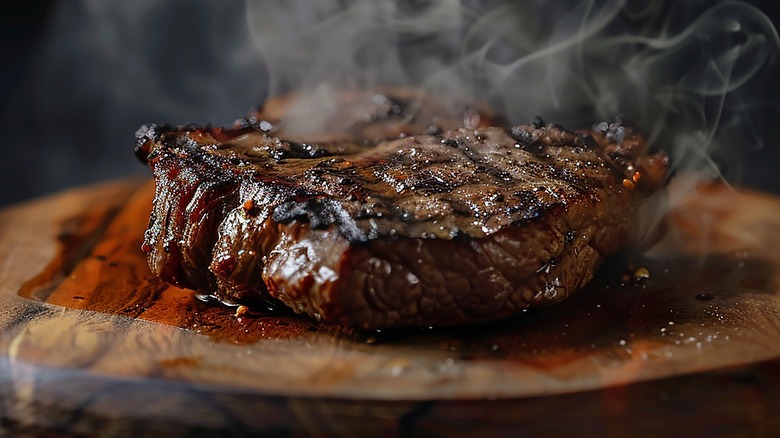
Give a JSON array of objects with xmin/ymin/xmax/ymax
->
[{"xmin": 135, "ymin": 92, "xmax": 667, "ymax": 329}]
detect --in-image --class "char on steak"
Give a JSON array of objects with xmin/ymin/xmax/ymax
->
[
  {"xmin": 241, "ymin": 87, "xmax": 505, "ymax": 147},
  {"xmin": 135, "ymin": 94, "xmax": 667, "ymax": 329}
]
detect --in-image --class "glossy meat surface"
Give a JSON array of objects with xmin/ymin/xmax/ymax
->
[{"xmin": 136, "ymin": 105, "xmax": 667, "ymax": 328}]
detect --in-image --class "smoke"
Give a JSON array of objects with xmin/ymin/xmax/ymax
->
[
  {"xmin": 246, "ymin": 0, "xmax": 780, "ymax": 182},
  {"xmin": 1, "ymin": 0, "xmax": 778, "ymax": 205}
]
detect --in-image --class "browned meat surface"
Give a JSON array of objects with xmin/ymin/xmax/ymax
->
[
  {"xmin": 238, "ymin": 88, "xmax": 506, "ymax": 150},
  {"xmin": 136, "ymin": 111, "xmax": 667, "ymax": 329}
]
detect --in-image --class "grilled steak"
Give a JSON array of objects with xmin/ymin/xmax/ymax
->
[{"xmin": 136, "ymin": 108, "xmax": 667, "ymax": 329}]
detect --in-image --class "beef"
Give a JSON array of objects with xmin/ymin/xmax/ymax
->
[{"xmin": 136, "ymin": 111, "xmax": 667, "ymax": 329}]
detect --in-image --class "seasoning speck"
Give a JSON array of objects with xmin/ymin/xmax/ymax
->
[
  {"xmin": 235, "ymin": 305, "xmax": 249, "ymax": 318},
  {"xmin": 634, "ymin": 267, "xmax": 651, "ymax": 281}
]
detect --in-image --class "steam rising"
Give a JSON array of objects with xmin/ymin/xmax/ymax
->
[
  {"xmin": 247, "ymin": 0, "xmax": 778, "ymax": 181},
  {"xmin": 2, "ymin": 0, "xmax": 779, "ymax": 203}
]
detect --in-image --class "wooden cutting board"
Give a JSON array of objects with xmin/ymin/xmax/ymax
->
[{"xmin": 1, "ymin": 177, "xmax": 780, "ymax": 436}]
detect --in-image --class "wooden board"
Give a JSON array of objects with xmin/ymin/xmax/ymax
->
[{"xmin": 2, "ymin": 177, "xmax": 780, "ymax": 435}]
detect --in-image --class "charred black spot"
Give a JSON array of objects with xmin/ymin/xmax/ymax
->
[
  {"xmin": 270, "ymin": 142, "xmax": 332, "ymax": 161},
  {"xmin": 554, "ymin": 168, "xmax": 589, "ymax": 192},
  {"xmin": 485, "ymin": 167, "xmax": 513, "ymax": 181},
  {"xmin": 441, "ymin": 138, "xmax": 460, "ymax": 148},
  {"xmin": 306, "ymin": 168, "xmax": 325, "ymax": 178},
  {"xmin": 273, "ymin": 198, "xmax": 328, "ymax": 227},
  {"xmin": 316, "ymin": 158, "xmax": 346, "ymax": 168},
  {"xmin": 510, "ymin": 126, "xmax": 541, "ymax": 150},
  {"xmin": 292, "ymin": 188, "xmax": 323, "ymax": 200},
  {"xmin": 272, "ymin": 197, "xmax": 366, "ymax": 242},
  {"xmin": 533, "ymin": 116, "xmax": 546, "ymax": 129},
  {"xmin": 228, "ymin": 156, "xmax": 248, "ymax": 166},
  {"xmin": 411, "ymin": 172, "xmax": 453, "ymax": 195}
]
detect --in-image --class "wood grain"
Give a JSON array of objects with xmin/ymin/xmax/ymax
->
[{"xmin": 1, "ymin": 177, "xmax": 780, "ymax": 435}]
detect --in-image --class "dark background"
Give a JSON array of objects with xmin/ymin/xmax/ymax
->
[{"xmin": 1, "ymin": 0, "xmax": 779, "ymax": 206}]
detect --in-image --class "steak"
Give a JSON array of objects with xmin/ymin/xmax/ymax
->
[{"xmin": 136, "ymin": 103, "xmax": 667, "ymax": 329}]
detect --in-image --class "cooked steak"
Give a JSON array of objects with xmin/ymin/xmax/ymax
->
[{"xmin": 136, "ymin": 113, "xmax": 667, "ymax": 329}]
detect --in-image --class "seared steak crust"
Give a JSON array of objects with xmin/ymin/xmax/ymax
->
[
  {"xmin": 240, "ymin": 88, "xmax": 506, "ymax": 147},
  {"xmin": 136, "ymin": 117, "xmax": 666, "ymax": 328}
]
